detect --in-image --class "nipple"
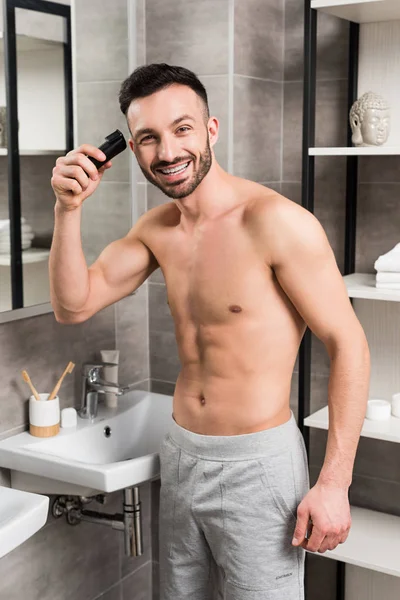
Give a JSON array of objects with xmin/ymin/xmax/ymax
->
[{"xmin": 229, "ymin": 304, "xmax": 242, "ymax": 313}]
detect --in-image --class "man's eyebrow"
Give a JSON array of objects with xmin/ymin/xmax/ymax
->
[{"xmin": 134, "ymin": 114, "xmax": 195, "ymax": 141}]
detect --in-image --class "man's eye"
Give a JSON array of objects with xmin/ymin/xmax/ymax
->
[
  {"xmin": 177, "ymin": 126, "xmax": 190, "ymax": 133},
  {"xmin": 141, "ymin": 135, "xmax": 154, "ymax": 142}
]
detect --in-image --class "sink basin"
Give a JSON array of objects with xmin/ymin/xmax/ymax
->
[
  {"xmin": 0, "ymin": 391, "xmax": 173, "ymax": 496},
  {"xmin": 0, "ymin": 486, "xmax": 49, "ymax": 558}
]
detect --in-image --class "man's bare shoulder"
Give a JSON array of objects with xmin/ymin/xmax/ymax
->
[
  {"xmin": 245, "ymin": 185, "xmax": 322, "ymax": 266},
  {"xmin": 246, "ymin": 184, "xmax": 311, "ymax": 225},
  {"xmin": 134, "ymin": 201, "xmax": 179, "ymax": 244}
]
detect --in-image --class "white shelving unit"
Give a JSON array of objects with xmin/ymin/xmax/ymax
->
[
  {"xmin": 0, "ymin": 248, "xmax": 49, "ymax": 267},
  {"xmin": 304, "ymin": 405, "xmax": 400, "ymax": 444},
  {"xmin": 306, "ymin": 0, "xmax": 400, "ymax": 592},
  {"xmin": 344, "ymin": 273, "xmax": 400, "ymax": 302},
  {"xmin": 311, "ymin": 0, "xmax": 400, "ymax": 23},
  {"xmin": 309, "ymin": 146, "xmax": 400, "ymax": 156},
  {"xmin": 0, "ymin": 149, "xmax": 65, "ymax": 156},
  {"xmin": 318, "ymin": 506, "xmax": 400, "ymax": 578}
]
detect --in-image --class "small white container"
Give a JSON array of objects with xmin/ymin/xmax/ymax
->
[
  {"xmin": 29, "ymin": 393, "xmax": 60, "ymax": 437},
  {"xmin": 391, "ymin": 392, "xmax": 400, "ymax": 418},
  {"xmin": 61, "ymin": 407, "xmax": 77, "ymax": 428},
  {"xmin": 366, "ymin": 399, "xmax": 391, "ymax": 421}
]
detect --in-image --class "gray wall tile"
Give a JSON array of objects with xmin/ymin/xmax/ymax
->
[
  {"xmin": 137, "ymin": 183, "xmax": 147, "ymax": 219},
  {"xmin": 122, "ymin": 561, "xmax": 152, "ymax": 600},
  {"xmin": 152, "ymin": 560, "xmax": 159, "ymax": 600},
  {"xmin": 150, "ymin": 380, "xmax": 175, "ymax": 396},
  {"xmin": 283, "ymin": 80, "xmax": 348, "ymax": 182},
  {"xmin": 285, "ymin": 0, "xmax": 349, "ymax": 82},
  {"xmin": 148, "ymin": 283, "xmax": 174, "ymax": 333},
  {"xmin": 235, "ymin": 0, "xmax": 284, "ymax": 81},
  {"xmin": 349, "ymin": 473, "xmax": 400, "ymax": 518},
  {"xmin": 145, "ymin": 0, "xmax": 230, "ymax": 75},
  {"xmin": 357, "ymin": 184, "xmax": 400, "ymax": 273},
  {"xmin": 305, "ymin": 552, "xmax": 337, "ymax": 600},
  {"xmin": 95, "ymin": 583, "xmax": 122, "ymax": 600},
  {"xmin": 147, "ymin": 185, "xmax": 170, "ymax": 211},
  {"xmin": 200, "ymin": 75, "xmax": 229, "ymax": 172},
  {"xmin": 115, "ymin": 287, "xmax": 149, "ymax": 384},
  {"xmin": 136, "ymin": 0, "xmax": 146, "ymax": 67},
  {"xmin": 77, "ymin": 81, "xmax": 130, "ymax": 184},
  {"xmin": 81, "ymin": 181, "xmax": 131, "ymax": 265},
  {"xmin": 75, "ymin": 0, "xmax": 129, "ymax": 83},
  {"xmin": 234, "ymin": 76, "xmax": 282, "ymax": 181},
  {"xmin": 0, "ymin": 518, "xmax": 120, "ymax": 600},
  {"xmin": 359, "ymin": 156, "xmax": 400, "ymax": 184},
  {"xmin": 150, "ymin": 330, "xmax": 180, "ymax": 383}
]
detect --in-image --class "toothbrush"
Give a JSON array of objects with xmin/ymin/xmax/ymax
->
[
  {"xmin": 21, "ymin": 370, "xmax": 41, "ymax": 401},
  {"xmin": 48, "ymin": 361, "xmax": 75, "ymax": 400}
]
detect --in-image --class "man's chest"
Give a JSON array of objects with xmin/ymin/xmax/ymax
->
[{"xmin": 149, "ymin": 218, "xmax": 276, "ymax": 326}]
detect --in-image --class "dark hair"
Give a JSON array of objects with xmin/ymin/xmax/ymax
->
[{"xmin": 118, "ymin": 63, "xmax": 210, "ymax": 122}]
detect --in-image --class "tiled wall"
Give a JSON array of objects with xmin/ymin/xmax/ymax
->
[{"xmin": 0, "ymin": 2, "xmax": 152, "ymax": 599}]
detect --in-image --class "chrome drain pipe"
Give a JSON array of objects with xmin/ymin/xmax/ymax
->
[
  {"xmin": 123, "ymin": 487, "xmax": 143, "ymax": 557},
  {"xmin": 52, "ymin": 486, "xmax": 143, "ymax": 557}
]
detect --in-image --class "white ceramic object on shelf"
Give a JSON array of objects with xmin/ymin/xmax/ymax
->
[
  {"xmin": 391, "ymin": 393, "xmax": 400, "ymax": 418},
  {"xmin": 366, "ymin": 399, "xmax": 391, "ymax": 421},
  {"xmin": 350, "ymin": 92, "xmax": 391, "ymax": 147}
]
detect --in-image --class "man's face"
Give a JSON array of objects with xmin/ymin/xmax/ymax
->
[{"xmin": 128, "ymin": 84, "xmax": 213, "ymax": 199}]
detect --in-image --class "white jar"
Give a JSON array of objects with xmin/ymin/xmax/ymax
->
[{"xmin": 391, "ymin": 393, "xmax": 400, "ymax": 418}]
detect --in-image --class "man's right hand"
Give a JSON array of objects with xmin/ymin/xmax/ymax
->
[{"xmin": 51, "ymin": 144, "xmax": 112, "ymax": 211}]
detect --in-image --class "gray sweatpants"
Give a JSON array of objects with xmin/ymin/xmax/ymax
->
[{"xmin": 159, "ymin": 410, "xmax": 310, "ymax": 600}]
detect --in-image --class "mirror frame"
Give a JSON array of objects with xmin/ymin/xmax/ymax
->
[{"xmin": 2, "ymin": 0, "xmax": 73, "ymax": 318}]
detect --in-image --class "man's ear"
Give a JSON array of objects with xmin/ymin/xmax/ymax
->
[{"xmin": 207, "ymin": 116, "xmax": 219, "ymax": 148}]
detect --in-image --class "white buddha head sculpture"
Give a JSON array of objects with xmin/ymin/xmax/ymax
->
[{"xmin": 350, "ymin": 92, "xmax": 390, "ymax": 147}]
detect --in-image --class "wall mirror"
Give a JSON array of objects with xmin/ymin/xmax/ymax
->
[{"xmin": 0, "ymin": 0, "xmax": 72, "ymax": 320}]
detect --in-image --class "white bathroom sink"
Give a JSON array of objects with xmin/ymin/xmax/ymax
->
[
  {"xmin": 0, "ymin": 486, "xmax": 49, "ymax": 558},
  {"xmin": 0, "ymin": 391, "xmax": 173, "ymax": 496}
]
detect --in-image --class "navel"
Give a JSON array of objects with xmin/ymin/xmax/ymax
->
[
  {"xmin": 229, "ymin": 304, "xmax": 242, "ymax": 313},
  {"xmin": 200, "ymin": 395, "xmax": 206, "ymax": 405}
]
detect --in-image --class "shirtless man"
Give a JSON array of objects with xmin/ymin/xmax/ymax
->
[{"xmin": 50, "ymin": 63, "xmax": 370, "ymax": 599}]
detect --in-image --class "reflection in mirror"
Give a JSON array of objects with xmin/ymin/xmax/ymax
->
[{"xmin": 0, "ymin": 1, "xmax": 71, "ymax": 313}]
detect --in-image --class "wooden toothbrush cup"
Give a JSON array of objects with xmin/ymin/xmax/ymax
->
[{"xmin": 29, "ymin": 393, "xmax": 60, "ymax": 438}]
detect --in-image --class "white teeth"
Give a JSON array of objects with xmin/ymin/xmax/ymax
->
[{"xmin": 160, "ymin": 161, "xmax": 189, "ymax": 175}]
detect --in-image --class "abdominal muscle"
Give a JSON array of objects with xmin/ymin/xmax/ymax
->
[{"xmin": 171, "ymin": 315, "xmax": 304, "ymax": 435}]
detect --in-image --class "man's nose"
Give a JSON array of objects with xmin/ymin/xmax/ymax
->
[{"xmin": 157, "ymin": 136, "xmax": 178, "ymax": 163}]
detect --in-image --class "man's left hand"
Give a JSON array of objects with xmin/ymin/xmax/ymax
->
[{"xmin": 291, "ymin": 482, "xmax": 352, "ymax": 553}]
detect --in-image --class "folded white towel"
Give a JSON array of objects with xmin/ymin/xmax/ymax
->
[
  {"xmin": 374, "ymin": 243, "xmax": 400, "ymax": 273},
  {"xmin": 0, "ymin": 231, "xmax": 34, "ymax": 242},
  {"xmin": 0, "ymin": 223, "xmax": 32, "ymax": 235},
  {"xmin": 376, "ymin": 282, "xmax": 400, "ymax": 290},
  {"xmin": 0, "ymin": 239, "xmax": 32, "ymax": 253},
  {"xmin": 376, "ymin": 272, "xmax": 400, "ymax": 283},
  {"xmin": 0, "ymin": 218, "xmax": 27, "ymax": 232}
]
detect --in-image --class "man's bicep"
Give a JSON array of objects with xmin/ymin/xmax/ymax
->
[{"xmin": 269, "ymin": 204, "xmax": 363, "ymax": 354}]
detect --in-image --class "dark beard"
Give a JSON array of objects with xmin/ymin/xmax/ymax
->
[{"xmin": 139, "ymin": 137, "xmax": 213, "ymax": 199}]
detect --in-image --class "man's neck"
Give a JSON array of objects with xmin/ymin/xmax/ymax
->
[{"xmin": 173, "ymin": 163, "xmax": 239, "ymax": 230}]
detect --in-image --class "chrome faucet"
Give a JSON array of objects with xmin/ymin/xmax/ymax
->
[{"xmin": 79, "ymin": 362, "xmax": 136, "ymax": 419}]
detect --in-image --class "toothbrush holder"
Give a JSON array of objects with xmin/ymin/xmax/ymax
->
[{"xmin": 29, "ymin": 393, "xmax": 60, "ymax": 437}]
